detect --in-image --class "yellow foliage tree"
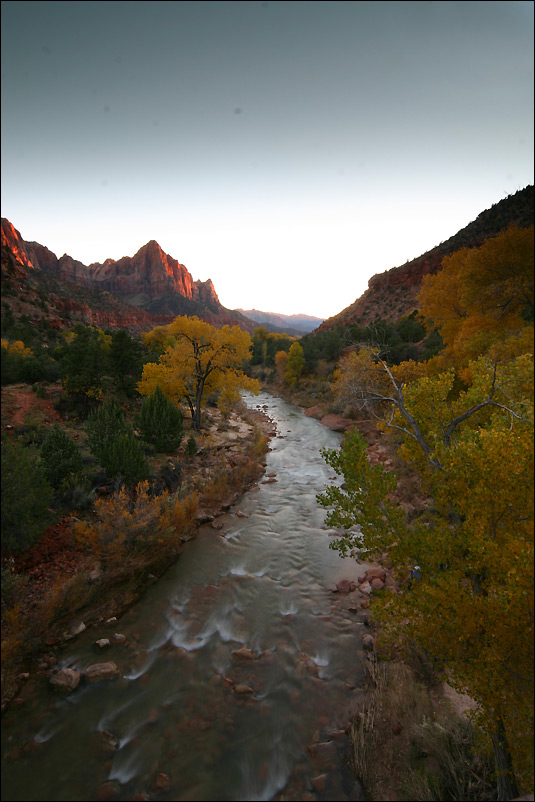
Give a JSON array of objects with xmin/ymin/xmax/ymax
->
[
  {"xmin": 321, "ymin": 346, "xmax": 534, "ymax": 797},
  {"xmin": 138, "ymin": 316, "xmax": 260, "ymax": 429},
  {"xmin": 418, "ymin": 224, "xmax": 534, "ymax": 371},
  {"xmin": 274, "ymin": 350, "xmax": 289, "ymax": 383}
]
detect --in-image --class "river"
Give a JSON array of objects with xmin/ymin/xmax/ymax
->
[{"xmin": 1, "ymin": 392, "xmax": 371, "ymax": 802}]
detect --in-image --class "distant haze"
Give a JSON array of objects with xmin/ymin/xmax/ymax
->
[{"xmin": 2, "ymin": 1, "xmax": 533, "ymax": 317}]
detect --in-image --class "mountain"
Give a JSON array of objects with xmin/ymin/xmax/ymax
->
[
  {"xmin": 318, "ymin": 185, "xmax": 534, "ymax": 332},
  {"xmin": 236, "ymin": 309, "xmax": 324, "ymax": 336},
  {"xmin": 1, "ymin": 219, "xmax": 255, "ymax": 333}
]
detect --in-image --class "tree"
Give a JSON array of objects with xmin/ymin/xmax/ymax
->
[
  {"xmin": 40, "ymin": 424, "xmax": 83, "ymax": 490},
  {"xmin": 58, "ymin": 325, "xmax": 108, "ymax": 414},
  {"xmin": 1, "ymin": 438, "xmax": 53, "ymax": 552},
  {"xmin": 274, "ymin": 350, "xmax": 289, "ymax": 383},
  {"xmin": 86, "ymin": 399, "xmax": 149, "ymax": 485},
  {"xmin": 320, "ymin": 349, "xmax": 534, "ymax": 797},
  {"xmin": 134, "ymin": 385, "xmax": 184, "ymax": 452},
  {"xmin": 418, "ymin": 225, "xmax": 534, "ymax": 371},
  {"xmin": 109, "ymin": 329, "xmax": 144, "ymax": 397},
  {"xmin": 138, "ymin": 316, "xmax": 260, "ymax": 429},
  {"xmin": 284, "ymin": 342, "xmax": 305, "ymax": 386}
]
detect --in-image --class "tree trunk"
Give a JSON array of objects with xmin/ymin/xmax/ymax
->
[{"xmin": 491, "ymin": 716, "xmax": 519, "ymax": 801}]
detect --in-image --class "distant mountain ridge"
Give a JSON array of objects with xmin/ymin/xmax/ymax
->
[
  {"xmin": 1, "ymin": 219, "xmax": 255, "ymax": 333},
  {"xmin": 318, "ymin": 185, "xmax": 534, "ymax": 332},
  {"xmin": 236, "ymin": 309, "xmax": 324, "ymax": 335}
]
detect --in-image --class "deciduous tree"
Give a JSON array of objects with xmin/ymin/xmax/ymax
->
[{"xmin": 138, "ymin": 316, "xmax": 260, "ymax": 429}]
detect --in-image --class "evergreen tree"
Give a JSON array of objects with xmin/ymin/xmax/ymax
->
[
  {"xmin": 135, "ymin": 385, "xmax": 184, "ymax": 453},
  {"xmin": 40, "ymin": 424, "xmax": 83, "ymax": 490},
  {"xmin": 1, "ymin": 438, "xmax": 52, "ymax": 552},
  {"xmin": 87, "ymin": 399, "xmax": 149, "ymax": 485}
]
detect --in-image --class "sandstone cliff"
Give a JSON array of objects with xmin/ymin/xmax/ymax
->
[
  {"xmin": 319, "ymin": 185, "xmax": 534, "ymax": 331},
  {"xmin": 1, "ymin": 219, "xmax": 254, "ymax": 333}
]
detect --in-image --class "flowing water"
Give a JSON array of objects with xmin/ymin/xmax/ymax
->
[{"xmin": 1, "ymin": 393, "xmax": 371, "ymax": 802}]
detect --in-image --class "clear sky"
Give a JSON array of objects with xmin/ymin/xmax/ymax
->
[{"xmin": 1, "ymin": 1, "xmax": 533, "ymax": 318}]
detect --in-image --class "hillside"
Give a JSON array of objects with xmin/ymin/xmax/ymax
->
[
  {"xmin": 236, "ymin": 309, "xmax": 324, "ymax": 336},
  {"xmin": 318, "ymin": 185, "xmax": 534, "ymax": 331},
  {"xmin": 1, "ymin": 219, "xmax": 255, "ymax": 334}
]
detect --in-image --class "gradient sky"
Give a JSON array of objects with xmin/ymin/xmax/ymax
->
[{"xmin": 2, "ymin": 1, "xmax": 533, "ymax": 318}]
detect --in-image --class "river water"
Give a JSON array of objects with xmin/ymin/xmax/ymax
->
[{"xmin": 1, "ymin": 392, "xmax": 370, "ymax": 802}]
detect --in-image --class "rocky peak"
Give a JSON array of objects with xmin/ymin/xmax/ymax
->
[{"xmin": 1, "ymin": 218, "xmax": 36, "ymax": 272}]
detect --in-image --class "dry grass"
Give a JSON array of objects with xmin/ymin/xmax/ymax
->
[{"xmin": 349, "ymin": 654, "xmax": 496, "ymax": 801}]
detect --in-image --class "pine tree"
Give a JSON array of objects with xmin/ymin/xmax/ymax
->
[{"xmin": 135, "ymin": 385, "xmax": 184, "ymax": 452}]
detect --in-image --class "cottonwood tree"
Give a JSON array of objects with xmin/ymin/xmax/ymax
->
[
  {"xmin": 320, "ymin": 346, "xmax": 534, "ymax": 798},
  {"xmin": 138, "ymin": 316, "xmax": 260, "ymax": 429}
]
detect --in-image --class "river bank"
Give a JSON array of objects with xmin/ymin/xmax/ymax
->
[{"xmin": 1, "ymin": 394, "xmax": 276, "ymax": 713}]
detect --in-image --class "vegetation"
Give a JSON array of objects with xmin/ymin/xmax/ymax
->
[
  {"xmin": 86, "ymin": 398, "xmax": 149, "ymax": 486},
  {"xmin": 134, "ymin": 384, "xmax": 184, "ymax": 453},
  {"xmin": 40, "ymin": 424, "xmax": 84, "ymax": 490},
  {"xmin": 1, "ymin": 438, "xmax": 53, "ymax": 553},
  {"xmin": 318, "ymin": 226, "xmax": 534, "ymax": 798},
  {"xmin": 138, "ymin": 315, "xmax": 261, "ymax": 428}
]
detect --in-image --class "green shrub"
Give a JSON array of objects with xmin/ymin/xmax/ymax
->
[
  {"xmin": 185, "ymin": 434, "xmax": 198, "ymax": 458},
  {"xmin": 86, "ymin": 399, "xmax": 149, "ymax": 485},
  {"xmin": 1, "ymin": 438, "xmax": 53, "ymax": 552},
  {"xmin": 40, "ymin": 424, "xmax": 84, "ymax": 490},
  {"xmin": 135, "ymin": 385, "xmax": 184, "ymax": 453}
]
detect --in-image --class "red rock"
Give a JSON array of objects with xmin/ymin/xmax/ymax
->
[
  {"xmin": 96, "ymin": 782, "xmax": 118, "ymax": 800},
  {"xmin": 82, "ymin": 662, "xmax": 119, "ymax": 682},
  {"xmin": 335, "ymin": 579, "xmax": 356, "ymax": 594},
  {"xmin": 311, "ymin": 774, "xmax": 328, "ymax": 793},
  {"xmin": 49, "ymin": 668, "xmax": 80, "ymax": 692},
  {"xmin": 370, "ymin": 577, "xmax": 384, "ymax": 590},
  {"xmin": 231, "ymin": 647, "xmax": 258, "ymax": 661},
  {"xmin": 154, "ymin": 772, "xmax": 171, "ymax": 789}
]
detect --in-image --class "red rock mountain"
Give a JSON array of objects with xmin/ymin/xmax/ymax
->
[
  {"xmin": 1, "ymin": 220, "xmax": 253, "ymax": 332},
  {"xmin": 318, "ymin": 185, "xmax": 534, "ymax": 331}
]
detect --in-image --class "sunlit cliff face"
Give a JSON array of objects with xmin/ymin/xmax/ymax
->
[{"xmin": 1, "ymin": 219, "xmax": 35, "ymax": 270}]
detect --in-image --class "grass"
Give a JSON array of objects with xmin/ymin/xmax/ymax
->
[{"xmin": 349, "ymin": 654, "xmax": 496, "ymax": 801}]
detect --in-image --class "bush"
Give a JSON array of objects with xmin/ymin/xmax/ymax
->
[
  {"xmin": 40, "ymin": 424, "xmax": 84, "ymax": 490},
  {"xmin": 1, "ymin": 437, "xmax": 53, "ymax": 552},
  {"xmin": 185, "ymin": 434, "xmax": 198, "ymax": 458},
  {"xmin": 134, "ymin": 385, "xmax": 184, "ymax": 453}
]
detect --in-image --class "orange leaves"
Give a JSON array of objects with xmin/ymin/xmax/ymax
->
[{"xmin": 418, "ymin": 225, "xmax": 534, "ymax": 371}]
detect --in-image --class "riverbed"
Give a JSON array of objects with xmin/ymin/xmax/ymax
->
[{"xmin": 1, "ymin": 392, "xmax": 371, "ymax": 801}]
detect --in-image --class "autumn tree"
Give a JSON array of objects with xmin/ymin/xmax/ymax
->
[
  {"xmin": 320, "ymin": 348, "xmax": 534, "ymax": 797},
  {"xmin": 274, "ymin": 350, "xmax": 289, "ymax": 383},
  {"xmin": 284, "ymin": 342, "xmax": 305, "ymax": 386},
  {"xmin": 138, "ymin": 316, "xmax": 260, "ymax": 429},
  {"xmin": 418, "ymin": 224, "xmax": 534, "ymax": 371}
]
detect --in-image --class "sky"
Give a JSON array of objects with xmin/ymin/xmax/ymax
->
[{"xmin": 1, "ymin": 1, "xmax": 533, "ymax": 319}]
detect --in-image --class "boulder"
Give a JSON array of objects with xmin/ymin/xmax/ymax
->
[
  {"xmin": 49, "ymin": 668, "xmax": 80, "ymax": 692},
  {"xmin": 335, "ymin": 579, "xmax": 356, "ymax": 594},
  {"xmin": 320, "ymin": 414, "xmax": 350, "ymax": 432},
  {"xmin": 82, "ymin": 662, "xmax": 120, "ymax": 682},
  {"xmin": 233, "ymin": 684, "xmax": 254, "ymax": 695},
  {"xmin": 231, "ymin": 647, "xmax": 258, "ymax": 661},
  {"xmin": 306, "ymin": 741, "xmax": 338, "ymax": 772}
]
